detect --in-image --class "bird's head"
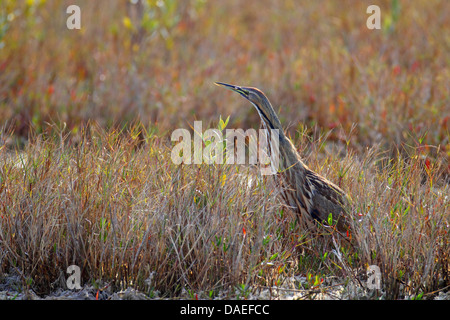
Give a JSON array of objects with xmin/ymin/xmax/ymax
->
[
  {"xmin": 214, "ymin": 82, "xmax": 281, "ymax": 130},
  {"xmin": 215, "ymin": 82, "xmax": 266, "ymax": 109}
]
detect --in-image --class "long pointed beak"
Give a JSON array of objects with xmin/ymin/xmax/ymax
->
[
  {"xmin": 214, "ymin": 82, "xmax": 239, "ymax": 91},
  {"xmin": 215, "ymin": 82, "xmax": 249, "ymax": 98}
]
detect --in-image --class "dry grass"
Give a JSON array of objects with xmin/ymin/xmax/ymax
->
[
  {"xmin": 0, "ymin": 0, "xmax": 449, "ymax": 299},
  {"xmin": 0, "ymin": 123, "xmax": 448, "ymax": 299},
  {"xmin": 0, "ymin": 123, "xmax": 302, "ymax": 297}
]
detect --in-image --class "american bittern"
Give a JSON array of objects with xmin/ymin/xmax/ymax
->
[{"xmin": 215, "ymin": 82, "xmax": 350, "ymax": 233}]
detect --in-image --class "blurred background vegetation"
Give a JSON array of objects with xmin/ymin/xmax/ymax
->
[
  {"xmin": 0, "ymin": 0, "xmax": 449, "ymax": 299},
  {"xmin": 0, "ymin": 0, "xmax": 448, "ymax": 164}
]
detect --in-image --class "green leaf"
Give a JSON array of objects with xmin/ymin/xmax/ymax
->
[
  {"xmin": 224, "ymin": 115, "xmax": 230, "ymax": 127},
  {"xmin": 327, "ymin": 213, "xmax": 333, "ymax": 226},
  {"xmin": 218, "ymin": 115, "xmax": 230, "ymax": 131},
  {"xmin": 218, "ymin": 116, "xmax": 225, "ymax": 130}
]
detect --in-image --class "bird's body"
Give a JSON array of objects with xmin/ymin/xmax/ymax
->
[{"xmin": 215, "ymin": 82, "xmax": 350, "ymax": 233}]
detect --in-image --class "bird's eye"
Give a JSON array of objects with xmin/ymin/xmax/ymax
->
[{"xmin": 236, "ymin": 88, "xmax": 249, "ymax": 96}]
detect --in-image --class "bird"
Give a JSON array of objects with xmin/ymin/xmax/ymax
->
[{"xmin": 215, "ymin": 82, "xmax": 350, "ymax": 234}]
